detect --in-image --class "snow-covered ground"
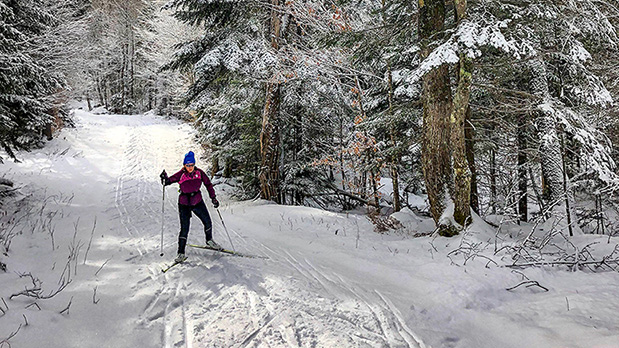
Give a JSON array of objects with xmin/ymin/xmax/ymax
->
[{"xmin": 1, "ymin": 109, "xmax": 619, "ymax": 348}]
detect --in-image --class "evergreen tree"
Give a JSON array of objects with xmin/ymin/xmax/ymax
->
[{"xmin": 0, "ymin": 0, "xmax": 61, "ymax": 161}]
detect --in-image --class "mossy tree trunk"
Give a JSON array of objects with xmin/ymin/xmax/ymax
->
[
  {"xmin": 450, "ymin": 0, "xmax": 472, "ymax": 227},
  {"xmin": 419, "ymin": 0, "xmax": 454, "ymax": 235}
]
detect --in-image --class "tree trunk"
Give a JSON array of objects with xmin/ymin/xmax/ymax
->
[
  {"xmin": 490, "ymin": 142, "xmax": 497, "ymax": 214},
  {"xmin": 465, "ymin": 107, "xmax": 479, "ymax": 214},
  {"xmin": 211, "ymin": 156, "xmax": 220, "ymax": 177},
  {"xmin": 96, "ymin": 76, "xmax": 104, "ymax": 106},
  {"xmin": 224, "ymin": 157, "xmax": 233, "ymax": 178},
  {"xmin": 86, "ymin": 91, "xmax": 92, "ymax": 111},
  {"xmin": 259, "ymin": 0, "xmax": 282, "ymax": 202},
  {"xmin": 517, "ymin": 114, "xmax": 528, "ymax": 222},
  {"xmin": 130, "ymin": 29, "xmax": 135, "ymax": 103},
  {"xmin": 121, "ymin": 41, "xmax": 127, "ymax": 113},
  {"xmin": 450, "ymin": 0, "xmax": 472, "ymax": 226},
  {"xmin": 386, "ymin": 63, "xmax": 401, "ymax": 212},
  {"xmin": 560, "ymin": 132, "xmax": 574, "ymax": 236},
  {"xmin": 419, "ymin": 0, "xmax": 455, "ymax": 236},
  {"xmin": 530, "ymin": 60, "xmax": 563, "ymax": 205}
]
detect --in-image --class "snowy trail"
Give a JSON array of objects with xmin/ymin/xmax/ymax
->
[
  {"xmin": 0, "ymin": 110, "xmax": 426, "ymax": 348},
  {"xmin": 106, "ymin": 111, "xmax": 427, "ymax": 347},
  {"xmin": 3, "ymin": 110, "xmax": 619, "ymax": 348}
]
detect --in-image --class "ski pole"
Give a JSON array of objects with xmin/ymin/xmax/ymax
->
[
  {"xmin": 160, "ymin": 184, "xmax": 165, "ymax": 257},
  {"xmin": 216, "ymin": 208, "xmax": 235, "ymax": 252}
]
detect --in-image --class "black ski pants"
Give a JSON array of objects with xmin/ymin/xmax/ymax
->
[{"xmin": 178, "ymin": 200, "xmax": 212, "ymax": 254}]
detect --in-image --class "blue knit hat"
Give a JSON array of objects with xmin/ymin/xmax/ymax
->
[{"xmin": 183, "ymin": 151, "xmax": 195, "ymax": 165}]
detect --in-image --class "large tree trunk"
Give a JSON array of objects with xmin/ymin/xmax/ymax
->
[
  {"xmin": 419, "ymin": 0, "xmax": 454, "ymax": 236},
  {"xmin": 259, "ymin": 0, "xmax": 282, "ymax": 203}
]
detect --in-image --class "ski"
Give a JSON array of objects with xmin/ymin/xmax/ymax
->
[
  {"xmin": 188, "ymin": 244, "xmax": 266, "ymax": 259},
  {"xmin": 161, "ymin": 259, "xmax": 186, "ymax": 273}
]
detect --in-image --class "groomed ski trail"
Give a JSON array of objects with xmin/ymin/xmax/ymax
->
[{"xmin": 3, "ymin": 110, "xmax": 427, "ymax": 348}]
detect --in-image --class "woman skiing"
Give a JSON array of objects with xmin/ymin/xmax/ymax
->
[{"xmin": 160, "ymin": 151, "xmax": 221, "ymax": 263}]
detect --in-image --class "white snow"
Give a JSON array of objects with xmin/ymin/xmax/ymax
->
[{"xmin": 1, "ymin": 109, "xmax": 619, "ymax": 347}]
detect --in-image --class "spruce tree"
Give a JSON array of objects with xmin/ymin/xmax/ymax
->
[{"xmin": 0, "ymin": 0, "xmax": 61, "ymax": 161}]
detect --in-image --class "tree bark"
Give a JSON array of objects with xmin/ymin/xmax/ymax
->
[
  {"xmin": 560, "ymin": 132, "xmax": 574, "ymax": 236},
  {"xmin": 529, "ymin": 60, "xmax": 563, "ymax": 205},
  {"xmin": 419, "ymin": 0, "xmax": 454, "ymax": 235},
  {"xmin": 450, "ymin": 0, "xmax": 472, "ymax": 226},
  {"xmin": 386, "ymin": 63, "xmax": 401, "ymax": 212},
  {"xmin": 211, "ymin": 156, "xmax": 220, "ymax": 177},
  {"xmin": 490, "ymin": 140, "xmax": 497, "ymax": 214},
  {"xmin": 465, "ymin": 107, "xmax": 479, "ymax": 214},
  {"xmin": 86, "ymin": 91, "xmax": 92, "ymax": 111},
  {"xmin": 259, "ymin": 0, "xmax": 282, "ymax": 203},
  {"xmin": 517, "ymin": 114, "xmax": 528, "ymax": 222},
  {"xmin": 224, "ymin": 157, "xmax": 233, "ymax": 178}
]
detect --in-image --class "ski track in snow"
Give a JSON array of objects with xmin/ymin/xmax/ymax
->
[{"xmin": 1, "ymin": 110, "xmax": 427, "ymax": 348}]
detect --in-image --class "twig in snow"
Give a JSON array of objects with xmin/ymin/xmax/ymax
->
[
  {"xmin": 83, "ymin": 217, "xmax": 97, "ymax": 265},
  {"xmin": 94, "ymin": 258, "xmax": 112, "ymax": 276},
  {"xmin": 510, "ymin": 270, "xmax": 529, "ymax": 281},
  {"xmin": 93, "ymin": 286, "xmax": 100, "ymax": 304},
  {"xmin": 506, "ymin": 280, "xmax": 549, "ymax": 292},
  {"xmin": 70, "ymin": 218, "xmax": 85, "ymax": 276},
  {"xmin": 59, "ymin": 296, "xmax": 73, "ymax": 315},
  {"xmin": 1, "ymin": 323, "xmax": 23, "ymax": 345},
  {"xmin": 22, "ymin": 314, "xmax": 28, "ymax": 326},
  {"xmin": 10, "ymin": 270, "xmax": 71, "ymax": 300},
  {"xmin": 25, "ymin": 302, "xmax": 41, "ymax": 310},
  {"xmin": 566, "ymin": 297, "xmax": 570, "ymax": 311}
]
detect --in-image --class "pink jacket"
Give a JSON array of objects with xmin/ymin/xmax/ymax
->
[{"xmin": 167, "ymin": 167, "xmax": 216, "ymax": 206}]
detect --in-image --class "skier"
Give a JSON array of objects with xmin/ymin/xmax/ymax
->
[{"xmin": 160, "ymin": 151, "xmax": 221, "ymax": 263}]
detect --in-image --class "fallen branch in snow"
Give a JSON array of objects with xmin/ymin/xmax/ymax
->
[
  {"xmin": 10, "ymin": 269, "xmax": 72, "ymax": 300},
  {"xmin": 507, "ymin": 259, "xmax": 619, "ymax": 269},
  {"xmin": 59, "ymin": 296, "xmax": 73, "ymax": 315},
  {"xmin": 0, "ymin": 322, "xmax": 22, "ymax": 347},
  {"xmin": 506, "ymin": 280, "xmax": 549, "ymax": 292}
]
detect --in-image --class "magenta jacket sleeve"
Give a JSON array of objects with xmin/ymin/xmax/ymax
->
[
  {"xmin": 200, "ymin": 169, "xmax": 217, "ymax": 199},
  {"xmin": 167, "ymin": 169, "xmax": 183, "ymax": 184}
]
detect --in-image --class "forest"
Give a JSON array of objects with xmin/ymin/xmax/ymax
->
[
  {"xmin": 1, "ymin": 0, "xmax": 619, "ymax": 346},
  {"xmin": 2, "ymin": 0, "xmax": 618, "ymax": 236}
]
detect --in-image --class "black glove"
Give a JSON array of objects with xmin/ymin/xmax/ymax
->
[
  {"xmin": 212, "ymin": 198, "xmax": 219, "ymax": 208},
  {"xmin": 160, "ymin": 170, "xmax": 168, "ymax": 185}
]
